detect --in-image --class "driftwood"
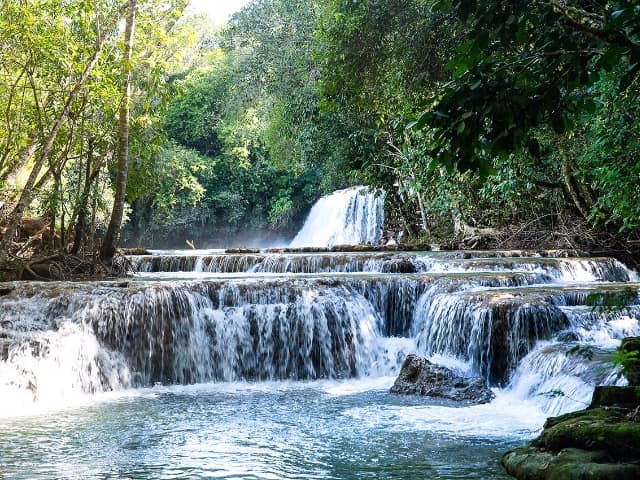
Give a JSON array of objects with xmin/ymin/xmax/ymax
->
[{"xmin": 453, "ymin": 216, "xmax": 499, "ymax": 237}]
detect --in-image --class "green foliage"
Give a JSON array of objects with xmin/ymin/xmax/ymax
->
[
  {"xmin": 150, "ymin": 143, "xmax": 206, "ymax": 218},
  {"xmin": 164, "ymin": 53, "xmax": 229, "ymax": 156},
  {"xmin": 537, "ymin": 388, "xmax": 590, "ymax": 405},
  {"xmin": 414, "ymin": 0, "xmax": 640, "ymax": 173},
  {"xmin": 129, "ymin": 0, "xmax": 353, "ymax": 243},
  {"xmin": 578, "ymin": 73, "xmax": 640, "ymax": 230},
  {"xmin": 613, "ymin": 349, "xmax": 640, "ymax": 371},
  {"xmin": 4, "ymin": 0, "xmax": 639, "ymax": 251}
]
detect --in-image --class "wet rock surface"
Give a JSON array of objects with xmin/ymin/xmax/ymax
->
[
  {"xmin": 503, "ymin": 447, "xmax": 640, "ymax": 480},
  {"xmin": 502, "ymin": 386, "xmax": 640, "ymax": 479},
  {"xmin": 590, "ymin": 385, "xmax": 640, "ymax": 409},
  {"xmin": 620, "ymin": 336, "xmax": 640, "ymax": 386},
  {"xmin": 390, "ymin": 354, "xmax": 495, "ymax": 404}
]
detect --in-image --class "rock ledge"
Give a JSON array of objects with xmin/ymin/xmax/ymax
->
[{"xmin": 502, "ymin": 387, "xmax": 640, "ymax": 479}]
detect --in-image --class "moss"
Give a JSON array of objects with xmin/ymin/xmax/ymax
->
[
  {"xmin": 619, "ymin": 337, "xmax": 640, "ymax": 386},
  {"xmin": 503, "ymin": 447, "xmax": 640, "ymax": 480},
  {"xmin": 542, "ymin": 407, "xmax": 627, "ymax": 430},
  {"xmin": 590, "ymin": 386, "xmax": 640, "ymax": 408},
  {"xmin": 533, "ymin": 407, "xmax": 640, "ymax": 460},
  {"xmin": 540, "ymin": 417, "xmax": 640, "ymax": 460},
  {"xmin": 505, "ymin": 402, "xmax": 640, "ymax": 479}
]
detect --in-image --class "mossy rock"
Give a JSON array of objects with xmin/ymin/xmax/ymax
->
[
  {"xmin": 542, "ymin": 406, "xmax": 628, "ymax": 430},
  {"xmin": 225, "ymin": 248, "xmax": 260, "ymax": 254},
  {"xmin": 536, "ymin": 407, "xmax": 640, "ymax": 461},
  {"xmin": 331, "ymin": 244, "xmax": 375, "ymax": 252},
  {"xmin": 620, "ymin": 337, "xmax": 640, "ymax": 386},
  {"xmin": 590, "ymin": 386, "xmax": 640, "ymax": 409},
  {"xmin": 502, "ymin": 447, "xmax": 640, "ymax": 480}
]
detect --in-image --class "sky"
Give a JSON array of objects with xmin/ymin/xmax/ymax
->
[{"xmin": 187, "ymin": 0, "xmax": 252, "ymax": 25}]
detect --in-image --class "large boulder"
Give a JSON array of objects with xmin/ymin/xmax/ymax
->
[
  {"xmin": 535, "ymin": 406, "xmax": 640, "ymax": 460},
  {"xmin": 390, "ymin": 354, "xmax": 495, "ymax": 404}
]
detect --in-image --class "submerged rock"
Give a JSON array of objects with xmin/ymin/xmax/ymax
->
[
  {"xmin": 502, "ymin": 386, "xmax": 640, "ymax": 479},
  {"xmin": 390, "ymin": 354, "xmax": 495, "ymax": 404}
]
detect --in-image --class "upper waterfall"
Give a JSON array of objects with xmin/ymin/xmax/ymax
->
[{"xmin": 290, "ymin": 187, "xmax": 385, "ymax": 247}]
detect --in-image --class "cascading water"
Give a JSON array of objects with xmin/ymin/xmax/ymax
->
[
  {"xmin": 290, "ymin": 186, "xmax": 385, "ymax": 247},
  {"xmin": 2, "ymin": 237, "xmax": 640, "ymax": 477},
  {"xmin": 2, "ymin": 254, "xmax": 638, "ymax": 409}
]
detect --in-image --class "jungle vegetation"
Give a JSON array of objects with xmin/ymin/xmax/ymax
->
[{"xmin": 0, "ymin": 0, "xmax": 638, "ymax": 268}]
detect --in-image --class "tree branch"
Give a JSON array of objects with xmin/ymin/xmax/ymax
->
[{"xmin": 548, "ymin": 0, "xmax": 640, "ymax": 54}]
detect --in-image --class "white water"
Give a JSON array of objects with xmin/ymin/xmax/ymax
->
[
  {"xmin": 1, "ymin": 253, "xmax": 639, "ymax": 479},
  {"xmin": 1, "ymin": 265, "xmax": 638, "ymax": 418},
  {"xmin": 290, "ymin": 186, "xmax": 385, "ymax": 247},
  {"xmin": 5, "ymin": 186, "xmax": 640, "ymax": 477}
]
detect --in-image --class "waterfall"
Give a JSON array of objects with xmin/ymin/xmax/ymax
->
[
  {"xmin": 121, "ymin": 251, "xmax": 631, "ymax": 281},
  {"xmin": 290, "ymin": 187, "xmax": 385, "ymax": 247},
  {"xmin": 1, "ymin": 250, "xmax": 639, "ymax": 418},
  {"xmin": 0, "ymin": 278, "xmax": 425, "ymax": 400}
]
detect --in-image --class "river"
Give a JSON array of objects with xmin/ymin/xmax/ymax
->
[{"xmin": 1, "ymin": 188, "xmax": 639, "ymax": 479}]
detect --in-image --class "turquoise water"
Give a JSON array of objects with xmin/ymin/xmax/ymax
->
[
  {"xmin": 4, "ymin": 249, "xmax": 637, "ymax": 479},
  {"xmin": 0, "ymin": 379, "xmax": 529, "ymax": 479}
]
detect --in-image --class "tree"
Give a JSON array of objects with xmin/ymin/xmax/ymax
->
[
  {"xmin": 0, "ymin": 1, "xmax": 131, "ymax": 263},
  {"xmin": 412, "ymin": 0, "xmax": 640, "ymax": 173},
  {"xmin": 101, "ymin": 0, "xmax": 137, "ymax": 260}
]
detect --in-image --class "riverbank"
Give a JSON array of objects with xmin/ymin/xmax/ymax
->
[
  {"xmin": 502, "ymin": 337, "xmax": 640, "ymax": 480},
  {"xmin": 502, "ymin": 387, "xmax": 640, "ymax": 479}
]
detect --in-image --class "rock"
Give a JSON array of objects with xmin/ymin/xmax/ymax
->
[
  {"xmin": 119, "ymin": 247, "xmax": 151, "ymax": 255},
  {"xmin": 619, "ymin": 337, "xmax": 640, "ymax": 386},
  {"xmin": 0, "ymin": 287, "xmax": 14, "ymax": 297},
  {"xmin": 590, "ymin": 386, "xmax": 640, "ymax": 409},
  {"xmin": 556, "ymin": 330, "xmax": 581, "ymax": 342},
  {"xmin": 397, "ymin": 243, "xmax": 431, "ymax": 252},
  {"xmin": 383, "ymin": 258, "xmax": 417, "ymax": 273},
  {"xmin": 503, "ymin": 338, "xmax": 640, "ymax": 479},
  {"xmin": 225, "ymin": 248, "xmax": 261, "ymax": 254},
  {"xmin": 503, "ymin": 406, "xmax": 640, "ymax": 479},
  {"xmin": 502, "ymin": 447, "xmax": 640, "ymax": 480},
  {"xmin": 331, "ymin": 244, "xmax": 375, "ymax": 252},
  {"xmin": 390, "ymin": 354, "xmax": 495, "ymax": 404},
  {"xmin": 537, "ymin": 407, "xmax": 640, "ymax": 460}
]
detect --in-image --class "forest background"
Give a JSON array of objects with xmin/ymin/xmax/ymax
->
[{"xmin": 0, "ymin": 0, "xmax": 639, "ymax": 271}]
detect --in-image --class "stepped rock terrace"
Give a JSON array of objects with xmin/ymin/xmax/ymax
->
[{"xmin": 1, "ymin": 248, "xmax": 639, "ymax": 479}]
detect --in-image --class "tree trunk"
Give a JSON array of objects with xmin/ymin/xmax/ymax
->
[
  {"xmin": 101, "ymin": 0, "xmax": 137, "ymax": 260},
  {"xmin": 415, "ymin": 190, "xmax": 430, "ymax": 236},
  {"xmin": 2, "ymin": 137, "xmax": 39, "ymax": 186},
  {"xmin": 72, "ymin": 138, "xmax": 94, "ymax": 255},
  {"xmin": 0, "ymin": 1, "xmax": 131, "ymax": 264},
  {"xmin": 561, "ymin": 154, "xmax": 591, "ymax": 219}
]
